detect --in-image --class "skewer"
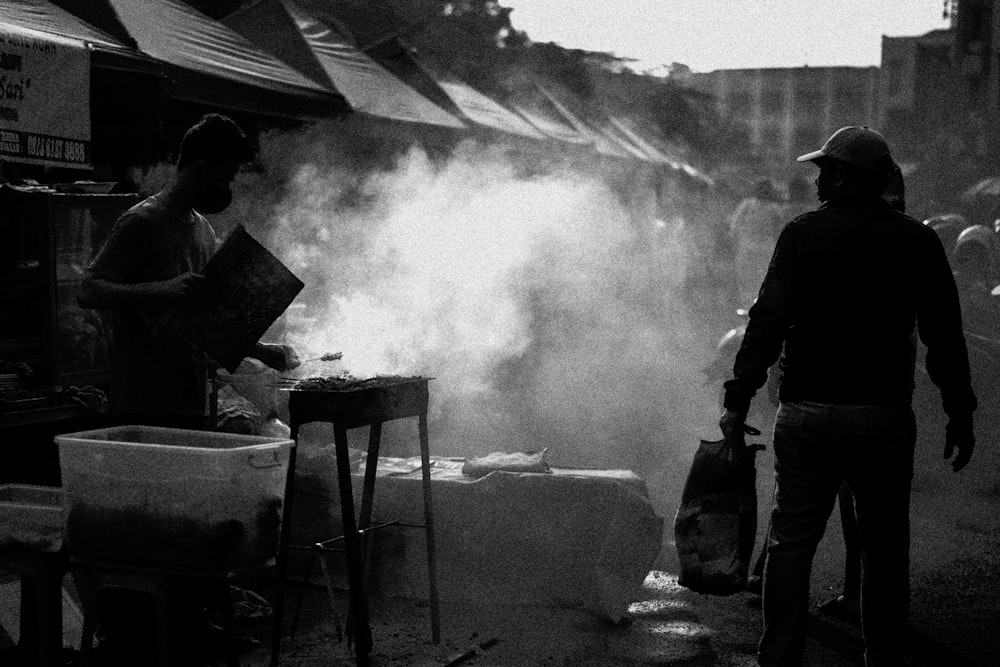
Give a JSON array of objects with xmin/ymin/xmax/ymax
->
[{"xmin": 303, "ymin": 352, "xmax": 343, "ymax": 362}]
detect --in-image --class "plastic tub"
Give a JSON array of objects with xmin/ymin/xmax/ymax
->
[
  {"xmin": 55, "ymin": 425, "xmax": 294, "ymax": 571},
  {"xmin": 0, "ymin": 484, "xmax": 63, "ymax": 552}
]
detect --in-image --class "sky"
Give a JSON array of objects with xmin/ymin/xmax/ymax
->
[{"xmin": 499, "ymin": 0, "xmax": 952, "ymax": 73}]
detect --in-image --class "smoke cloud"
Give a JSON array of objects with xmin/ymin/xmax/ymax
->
[{"xmin": 215, "ymin": 119, "xmax": 723, "ymax": 531}]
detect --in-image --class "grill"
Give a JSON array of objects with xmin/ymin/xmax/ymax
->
[
  {"xmin": 282, "ymin": 375, "xmax": 429, "ymax": 428},
  {"xmin": 270, "ymin": 376, "xmax": 439, "ymax": 667}
]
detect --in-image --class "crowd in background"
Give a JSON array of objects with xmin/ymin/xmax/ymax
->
[{"xmin": 688, "ymin": 170, "xmax": 1000, "ymax": 425}]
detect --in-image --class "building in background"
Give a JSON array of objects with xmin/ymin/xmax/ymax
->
[
  {"xmin": 684, "ymin": 66, "xmax": 880, "ymax": 182},
  {"xmin": 875, "ymin": 0, "xmax": 1000, "ymax": 219},
  {"xmin": 878, "ymin": 28, "xmax": 957, "ymax": 154}
]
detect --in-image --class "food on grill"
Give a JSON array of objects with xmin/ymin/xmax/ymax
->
[
  {"xmin": 305, "ymin": 352, "xmax": 344, "ymax": 362},
  {"xmin": 288, "ymin": 374, "xmax": 425, "ymax": 392}
]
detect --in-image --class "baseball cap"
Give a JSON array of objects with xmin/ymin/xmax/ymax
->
[{"xmin": 796, "ymin": 126, "xmax": 892, "ymax": 172}]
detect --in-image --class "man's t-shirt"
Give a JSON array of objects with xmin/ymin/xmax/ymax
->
[{"xmin": 87, "ymin": 194, "xmax": 218, "ymax": 416}]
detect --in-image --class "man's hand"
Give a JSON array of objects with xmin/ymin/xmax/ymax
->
[
  {"xmin": 720, "ymin": 408, "xmax": 747, "ymax": 439},
  {"xmin": 159, "ymin": 272, "xmax": 213, "ymax": 306},
  {"xmin": 944, "ymin": 416, "xmax": 975, "ymax": 472},
  {"xmin": 254, "ymin": 343, "xmax": 300, "ymax": 372}
]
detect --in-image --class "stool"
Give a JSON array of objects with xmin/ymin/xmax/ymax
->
[
  {"xmin": 0, "ymin": 548, "xmax": 67, "ymax": 667},
  {"xmin": 73, "ymin": 560, "xmax": 240, "ymax": 667},
  {"xmin": 270, "ymin": 378, "xmax": 440, "ymax": 667}
]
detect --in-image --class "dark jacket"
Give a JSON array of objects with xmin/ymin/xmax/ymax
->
[{"xmin": 723, "ymin": 196, "xmax": 977, "ymax": 420}]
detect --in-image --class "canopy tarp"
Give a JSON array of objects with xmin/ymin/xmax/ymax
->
[
  {"xmin": 0, "ymin": 0, "xmax": 126, "ymax": 50},
  {"xmin": 286, "ymin": 0, "xmax": 543, "ymax": 138},
  {"xmin": 291, "ymin": 0, "xmax": 460, "ymax": 111},
  {"xmin": 608, "ymin": 116, "xmax": 679, "ymax": 166},
  {"xmin": 596, "ymin": 121, "xmax": 657, "ymax": 162},
  {"xmin": 391, "ymin": 51, "xmax": 547, "ymax": 139},
  {"xmin": 608, "ymin": 116, "xmax": 713, "ymax": 183},
  {"xmin": 276, "ymin": 0, "xmax": 578, "ymax": 142},
  {"xmin": 86, "ymin": 0, "xmax": 346, "ymax": 119},
  {"xmin": 507, "ymin": 101, "xmax": 589, "ymax": 145},
  {"xmin": 224, "ymin": 0, "xmax": 463, "ymax": 129},
  {"xmin": 536, "ymin": 85, "xmax": 638, "ymax": 160}
]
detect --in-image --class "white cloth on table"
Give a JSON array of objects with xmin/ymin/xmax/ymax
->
[{"xmin": 290, "ymin": 456, "xmax": 663, "ymax": 622}]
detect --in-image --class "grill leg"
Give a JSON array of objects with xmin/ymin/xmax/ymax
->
[
  {"xmin": 418, "ymin": 413, "xmax": 441, "ymax": 644},
  {"xmin": 334, "ymin": 423, "xmax": 372, "ymax": 665},
  {"xmin": 318, "ymin": 551, "xmax": 344, "ymax": 643},
  {"xmin": 289, "ymin": 552, "xmax": 316, "ymax": 639},
  {"xmin": 359, "ymin": 422, "xmax": 383, "ymax": 582}
]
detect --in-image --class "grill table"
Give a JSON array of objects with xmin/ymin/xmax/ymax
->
[{"xmin": 270, "ymin": 378, "xmax": 439, "ymax": 667}]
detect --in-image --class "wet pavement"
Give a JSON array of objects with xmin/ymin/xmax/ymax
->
[
  {"xmin": 1, "ymin": 545, "xmax": 990, "ymax": 666},
  {"xmin": 229, "ymin": 568, "xmax": 980, "ymax": 667}
]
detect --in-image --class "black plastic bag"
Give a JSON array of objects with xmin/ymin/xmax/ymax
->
[{"xmin": 674, "ymin": 426, "xmax": 765, "ymax": 595}]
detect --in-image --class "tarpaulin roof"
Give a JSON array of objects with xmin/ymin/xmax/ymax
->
[
  {"xmin": 536, "ymin": 85, "xmax": 637, "ymax": 160},
  {"xmin": 505, "ymin": 100, "xmax": 589, "ymax": 145},
  {"xmin": 300, "ymin": 1, "xmax": 462, "ymax": 115},
  {"xmin": 223, "ymin": 0, "xmax": 463, "ymax": 128},
  {"xmin": 403, "ymin": 58, "xmax": 547, "ymax": 140},
  {"xmin": 283, "ymin": 0, "xmax": 541, "ymax": 138},
  {"xmin": 608, "ymin": 115, "xmax": 713, "ymax": 183},
  {"xmin": 607, "ymin": 116, "xmax": 677, "ymax": 165},
  {"xmin": 90, "ymin": 0, "xmax": 346, "ymax": 119},
  {"xmin": 267, "ymin": 0, "xmax": 573, "ymax": 142},
  {"xmin": 0, "ymin": 0, "xmax": 127, "ymax": 50},
  {"xmin": 596, "ymin": 121, "xmax": 656, "ymax": 162}
]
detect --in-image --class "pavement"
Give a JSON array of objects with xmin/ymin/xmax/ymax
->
[
  {"xmin": 232, "ymin": 566, "xmax": 984, "ymax": 667},
  {"xmin": 0, "ymin": 486, "xmax": 995, "ymax": 667}
]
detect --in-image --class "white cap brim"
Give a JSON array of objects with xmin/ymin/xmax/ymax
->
[{"xmin": 796, "ymin": 149, "xmax": 825, "ymax": 163}]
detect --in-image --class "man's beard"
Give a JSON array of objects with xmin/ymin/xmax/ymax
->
[{"xmin": 194, "ymin": 184, "xmax": 232, "ymax": 214}]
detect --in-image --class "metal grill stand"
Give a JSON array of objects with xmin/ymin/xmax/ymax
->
[{"xmin": 270, "ymin": 379, "xmax": 440, "ymax": 667}]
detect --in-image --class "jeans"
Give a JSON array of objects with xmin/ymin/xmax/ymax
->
[{"xmin": 758, "ymin": 401, "xmax": 915, "ymax": 667}]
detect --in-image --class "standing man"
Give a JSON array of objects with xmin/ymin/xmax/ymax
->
[
  {"xmin": 79, "ymin": 113, "xmax": 296, "ymax": 429},
  {"xmin": 720, "ymin": 126, "xmax": 977, "ymax": 667}
]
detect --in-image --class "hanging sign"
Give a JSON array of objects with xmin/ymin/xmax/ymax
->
[{"xmin": 0, "ymin": 24, "xmax": 90, "ymax": 169}]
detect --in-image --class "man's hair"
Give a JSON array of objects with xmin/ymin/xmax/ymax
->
[{"xmin": 176, "ymin": 114, "xmax": 254, "ymax": 170}]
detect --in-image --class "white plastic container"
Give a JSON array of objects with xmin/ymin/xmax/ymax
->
[
  {"xmin": 0, "ymin": 484, "xmax": 64, "ymax": 553},
  {"xmin": 55, "ymin": 425, "xmax": 294, "ymax": 571}
]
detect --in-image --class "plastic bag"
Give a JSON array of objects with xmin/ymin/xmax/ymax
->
[{"xmin": 674, "ymin": 426, "xmax": 765, "ymax": 595}]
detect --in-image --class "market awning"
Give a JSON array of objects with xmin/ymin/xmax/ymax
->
[
  {"xmin": 608, "ymin": 116, "xmax": 713, "ymax": 183},
  {"xmin": 1, "ymin": 0, "xmax": 127, "ymax": 50},
  {"xmin": 223, "ymin": 0, "xmax": 463, "ymax": 129},
  {"xmin": 85, "ymin": 0, "xmax": 346, "ymax": 119},
  {"xmin": 536, "ymin": 85, "xmax": 637, "ymax": 160},
  {"xmin": 406, "ymin": 59, "xmax": 547, "ymax": 140},
  {"xmin": 506, "ymin": 100, "xmax": 589, "ymax": 145},
  {"xmin": 596, "ymin": 121, "xmax": 657, "ymax": 162},
  {"xmin": 277, "ymin": 0, "xmax": 561, "ymax": 141},
  {"xmin": 607, "ymin": 116, "xmax": 677, "ymax": 165}
]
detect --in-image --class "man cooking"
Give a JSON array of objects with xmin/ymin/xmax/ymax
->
[
  {"xmin": 77, "ymin": 113, "xmax": 297, "ymax": 663},
  {"xmin": 78, "ymin": 113, "xmax": 297, "ymax": 428}
]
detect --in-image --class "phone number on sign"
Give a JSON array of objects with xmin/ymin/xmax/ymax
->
[{"xmin": 25, "ymin": 135, "xmax": 86, "ymax": 163}]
